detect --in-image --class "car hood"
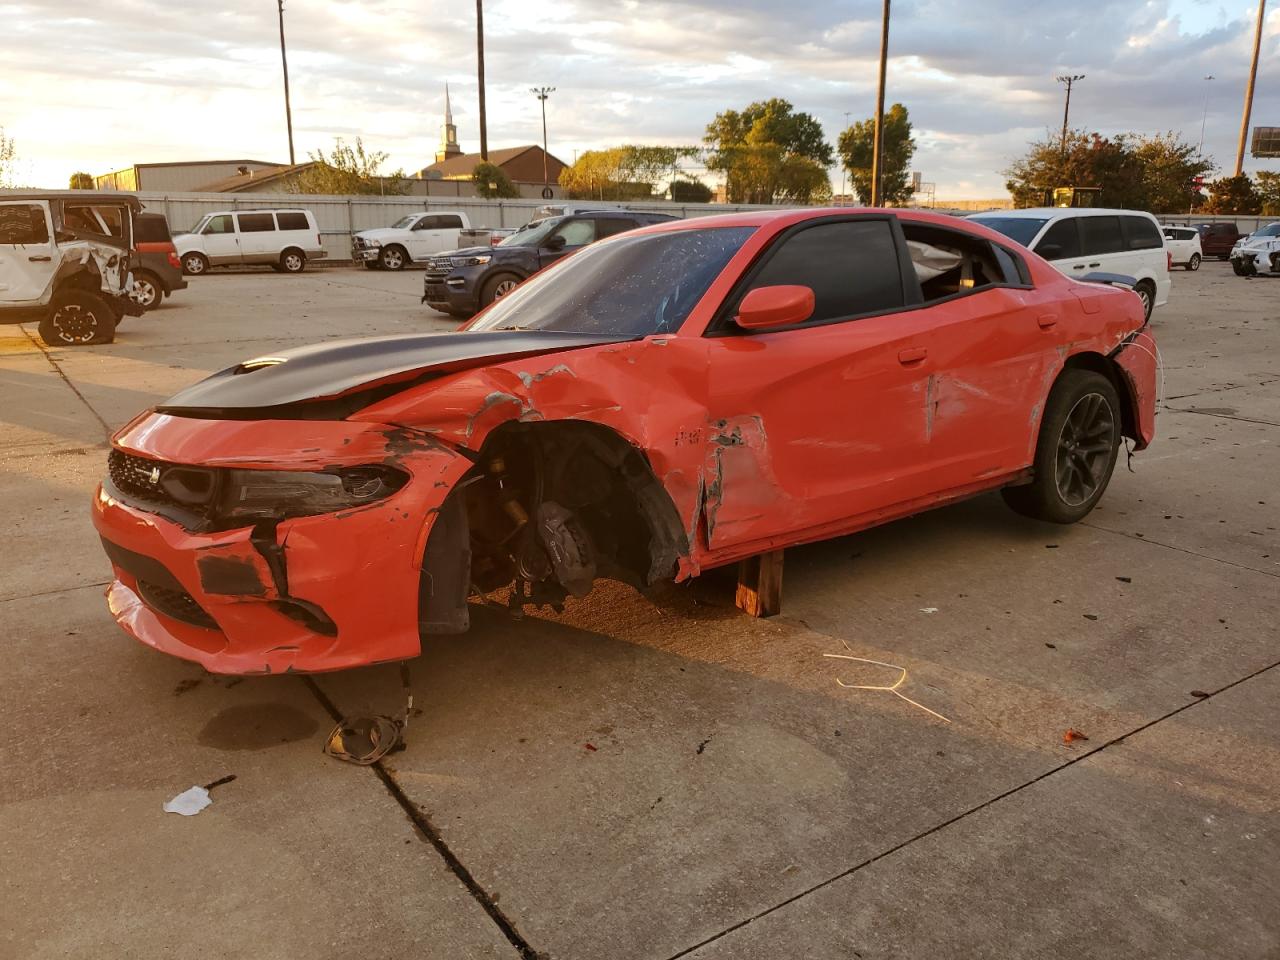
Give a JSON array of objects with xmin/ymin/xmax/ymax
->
[
  {"xmin": 155, "ymin": 330, "xmax": 637, "ymax": 419},
  {"xmin": 437, "ymin": 245, "xmax": 495, "ymax": 259},
  {"xmin": 355, "ymin": 228, "xmax": 407, "ymax": 241}
]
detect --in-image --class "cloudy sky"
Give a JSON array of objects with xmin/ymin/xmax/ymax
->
[{"xmin": 2, "ymin": 0, "xmax": 1277, "ymax": 198}]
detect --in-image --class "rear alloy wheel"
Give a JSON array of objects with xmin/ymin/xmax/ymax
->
[
  {"xmin": 1002, "ymin": 370, "xmax": 1120, "ymax": 524},
  {"xmin": 38, "ymin": 290, "xmax": 117, "ymax": 346},
  {"xmin": 182, "ymin": 252, "xmax": 209, "ymax": 276},
  {"xmin": 129, "ymin": 271, "xmax": 162, "ymax": 310},
  {"xmin": 280, "ymin": 249, "xmax": 306, "ymax": 273},
  {"xmin": 1187, "ymin": 253, "xmax": 1201, "ymax": 271},
  {"xmin": 1135, "ymin": 282, "xmax": 1154, "ymax": 321},
  {"xmin": 379, "ymin": 245, "xmax": 407, "ymax": 270}
]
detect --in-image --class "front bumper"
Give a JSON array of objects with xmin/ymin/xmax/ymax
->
[
  {"xmin": 353, "ymin": 246, "xmax": 380, "ymax": 262},
  {"xmin": 422, "ymin": 268, "xmax": 480, "ymax": 313},
  {"xmin": 92, "ymin": 414, "xmax": 471, "ymax": 674}
]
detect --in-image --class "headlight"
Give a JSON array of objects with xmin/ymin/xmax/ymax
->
[
  {"xmin": 453, "ymin": 255, "xmax": 491, "ymax": 266},
  {"xmin": 216, "ymin": 465, "xmax": 408, "ymax": 524},
  {"xmin": 366, "ymin": 239, "xmax": 382, "ymax": 247}
]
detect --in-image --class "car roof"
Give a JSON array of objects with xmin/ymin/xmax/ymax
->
[
  {"xmin": 971, "ymin": 207, "xmax": 1157, "ymax": 219},
  {"xmin": 1, "ymin": 190, "xmax": 143, "ymax": 210}
]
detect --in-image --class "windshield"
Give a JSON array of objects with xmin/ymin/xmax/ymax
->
[
  {"xmin": 188, "ymin": 215, "xmax": 210, "ymax": 235},
  {"xmin": 969, "ymin": 217, "xmax": 1048, "ymax": 247},
  {"xmin": 498, "ymin": 217, "xmax": 561, "ymax": 248},
  {"xmin": 1249, "ymin": 223, "xmax": 1280, "ymax": 238},
  {"xmin": 470, "ymin": 227, "xmax": 754, "ymax": 337},
  {"xmin": 390, "ymin": 216, "xmax": 418, "ymax": 229}
]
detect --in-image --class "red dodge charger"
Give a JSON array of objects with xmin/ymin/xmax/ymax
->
[{"xmin": 93, "ymin": 209, "xmax": 1158, "ymax": 674}]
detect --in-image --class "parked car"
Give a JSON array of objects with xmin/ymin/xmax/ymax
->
[
  {"xmin": 1194, "ymin": 222, "xmax": 1243, "ymax": 260},
  {"xmin": 969, "ymin": 208, "xmax": 1170, "ymax": 320},
  {"xmin": 92, "ymin": 208, "xmax": 1157, "ymax": 674},
  {"xmin": 173, "ymin": 209, "xmax": 325, "ymax": 275},
  {"xmin": 1229, "ymin": 222, "xmax": 1280, "ymax": 276},
  {"xmin": 129, "ymin": 212, "xmax": 188, "ymax": 309},
  {"xmin": 351, "ymin": 211, "xmax": 471, "ymax": 270},
  {"xmin": 0, "ymin": 191, "xmax": 145, "ymax": 345},
  {"xmin": 1161, "ymin": 225, "xmax": 1203, "ymax": 270},
  {"xmin": 421, "ymin": 209, "xmax": 678, "ymax": 316}
]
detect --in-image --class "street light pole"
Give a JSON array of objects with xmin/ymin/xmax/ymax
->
[
  {"xmin": 840, "ymin": 110, "xmax": 851, "ymax": 205},
  {"xmin": 277, "ymin": 0, "xmax": 295, "ymax": 165},
  {"xmin": 476, "ymin": 0, "xmax": 488, "ymax": 161},
  {"xmin": 1198, "ymin": 75, "xmax": 1215, "ymax": 155},
  {"xmin": 531, "ymin": 86, "xmax": 555, "ymax": 191},
  {"xmin": 870, "ymin": 0, "xmax": 890, "ymax": 207},
  {"xmin": 1235, "ymin": 0, "xmax": 1266, "ymax": 176},
  {"xmin": 1056, "ymin": 74, "xmax": 1085, "ymax": 158}
]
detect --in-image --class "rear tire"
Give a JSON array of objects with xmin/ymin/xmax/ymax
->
[
  {"xmin": 280, "ymin": 248, "xmax": 306, "ymax": 273},
  {"xmin": 129, "ymin": 270, "xmax": 162, "ymax": 310},
  {"xmin": 1134, "ymin": 281, "xmax": 1154, "ymax": 321},
  {"xmin": 38, "ymin": 290, "xmax": 117, "ymax": 346},
  {"xmin": 181, "ymin": 252, "xmax": 209, "ymax": 276},
  {"xmin": 1002, "ymin": 370, "xmax": 1121, "ymax": 524},
  {"xmin": 1187, "ymin": 253, "xmax": 1201, "ymax": 271}
]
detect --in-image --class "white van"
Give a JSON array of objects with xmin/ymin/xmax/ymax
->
[
  {"xmin": 174, "ymin": 209, "xmax": 326, "ymax": 275},
  {"xmin": 969, "ymin": 208, "xmax": 1170, "ymax": 319}
]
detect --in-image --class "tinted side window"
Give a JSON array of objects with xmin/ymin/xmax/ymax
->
[
  {"xmin": 556, "ymin": 219, "xmax": 597, "ymax": 246},
  {"xmin": 0, "ymin": 204, "xmax": 49, "ymax": 244},
  {"xmin": 1079, "ymin": 216, "xmax": 1124, "ymax": 255},
  {"xmin": 413, "ymin": 216, "xmax": 434, "ymax": 230},
  {"xmin": 134, "ymin": 215, "xmax": 171, "ymax": 243},
  {"xmin": 204, "ymin": 215, "xmax": 234, "ymax": 235},
  {"xmin": 596, "ymin": 218, "xmax": 639, "ymax": 239},
  {"xmin": 276, "ymin": 212, "xmax": 309, "ymax": 230},
  {"xmin": 1033, "ymin": 218, "xmax": 1080, "ymax": 260},
  {"xmin": 435, "ymin": 214, "xmax": 463, "ymax": 229},
  {"xmin": 1121, "ymin": 215, "xmax": 1163, "ymax": 250},
  {"xmin": 743, "ymin": 220, "xmax": 904, "ymax": 325},
  {"xmin": 237, "ymin": 212, "xmax": 276, "ymax": 233}
]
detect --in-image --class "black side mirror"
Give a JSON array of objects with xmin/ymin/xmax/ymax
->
[
  {"xmin": 1036, "ymin": 243, "xmax": 1063, "ymax": 259},
  {"xmin": 543, "ymin": 234, "xmax": 566, "ymax": 251}
]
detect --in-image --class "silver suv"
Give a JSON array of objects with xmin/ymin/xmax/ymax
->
[{"xmin": 0, "ymin": 191, "xmax": 145, "ymax": 345}]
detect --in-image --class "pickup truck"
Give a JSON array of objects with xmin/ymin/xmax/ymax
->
[
  {"xmin": 351, "ymin": 212, "xmax": 472, "ymax": 270},
  {"xmin": 421, "ymin": 209, "xmax": 677, "ymax": 317}
]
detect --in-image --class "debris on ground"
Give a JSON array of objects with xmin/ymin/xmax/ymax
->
[
  {"xmin": 824, "ymin": 639, "xmax": 951, "ymax": 724},
  {"xmin": 162, "ymin": 774, "xmax": 237, "ymax": 816},
  {"xmin": 323, "ymin": 662, "xmax": 412, "ymax": 766},
  {"xmin": 1063, "ymin": 728, "xmax": 1089, "ymax": 744},
  {"xmin": 1191, "ymin": 690, "xmax": 1211, "ymax": 698},
  {"xmin": 919, "ymin": 606, "xmax": 939, "ymax": 614}
]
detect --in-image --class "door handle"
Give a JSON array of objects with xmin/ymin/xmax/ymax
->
[
  {"xmin": 898, "ymin": 347, "xmax": 928, "ymax": 364},
  {"xmin": 1071, "ymin": 264, "xmax": 1086, "ymax": 270},
  {"xmin": 1087, "ymin": 262, "xmax": 1100, "ymax": 268},
  {"xmin": 28, "ymin": 255, "xmax": 51, "ymax": 262},
  {"xmin": 1037, "ymin": 313, "xmax": 1058, "ymax": 329}
]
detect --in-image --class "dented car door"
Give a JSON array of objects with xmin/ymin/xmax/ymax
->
[
  {"xmin": 0, "ymin": 201, "xmax": 57, "ymax": 303},
  {"xmin": 700, "ymin": 217, "xmax": 940, "ymax": 551}
]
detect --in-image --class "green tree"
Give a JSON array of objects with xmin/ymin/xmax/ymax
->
[
  {"xmin": 837, "ymin": 103, "xmax": 917, "ymax": 205},
  {"xmin": 0, "ymin": 128, "xmax": 18, "ymax": 189},
  {"xmin": 292, "ymin": 137, "xmax": 409, "ymax": 195},
  {"xmin": 1004, "ymin": 130, "xmax": 1147, "ymax": 208},
  {"xmin": 69, "ymin": 171, "xmax": 94, "ymax": 189},
  {"xmin": 472, "ymin": 162, "xmax": 520, "ymax": 198},
  {"xmin": 1205, "ymin": 174, "xmax": 1261, "ymax": 214},
  {"xmin": 1128, "ymin": 132, "xmax": 1215, "ymax": 212},
  {"xmin": 1254, "ymin": 171, "xmax": 1280, "ymax": 215},
  {"xmin": 559, "ymin": 145, "xmax": 701, "ymax": 200},
  {"xmin": 704, "ymin": 98, "xmax": 833, "ymax": 204},
  {"xmin": 669, "ymin": 179, "xmax": 713, "ymax": 203}
]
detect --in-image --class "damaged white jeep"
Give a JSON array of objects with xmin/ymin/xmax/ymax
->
[{"xmin": 0, "ymin": 191, "xmax": 145, "ymax": 345}]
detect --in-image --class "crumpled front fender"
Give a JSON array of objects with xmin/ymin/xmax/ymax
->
[{"xmin": 1112, "ymin": 329, "xmax": 1158, "ymax": 450}]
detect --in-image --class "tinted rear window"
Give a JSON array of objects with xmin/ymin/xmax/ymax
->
[
  {"xmin": 134, "ymin": 215, "xmax": 172, "ymax": 243},
  {"xmin": 1121, "ymin": 215, "xmax": 1163, "ymax": 250},
  {"xmin": 969, "ymin": 217, "xmax": 1047, "ymax": 247},
  {"xmin": 238, "ymin": 212, "xmax": 276, "ymax": 232},
  {"xmin": 430, "ymin": 214, "xmax": 463, "ymax": 229},
  {"xmin": 1079, "ymin": 216, "xmax": 1124, "ymax": 255},
  {"xmin": 276, "ymin": 212, "xmax": 309, "ymax": 230},
  {"xmin": 0, "ymin": 204, "xmax": 49, "ymax": 244}
]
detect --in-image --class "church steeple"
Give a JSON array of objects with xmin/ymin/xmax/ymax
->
[{"xmin": 436, "ymin": 83, "xmax": 462, "ymax": 163}]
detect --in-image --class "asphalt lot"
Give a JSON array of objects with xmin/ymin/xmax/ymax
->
[{"xmin": 1, "ymin": 260, "xmax": 1276, "ymax": 959}]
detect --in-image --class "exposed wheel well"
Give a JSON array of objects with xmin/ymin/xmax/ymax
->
[
  {"xmin": 419, "ymin": 420, "xmax": 688, "ymax": 630},
  {"xmin": 1062, "ymin": 351, "xmax": 1138, "ymax": 442}
]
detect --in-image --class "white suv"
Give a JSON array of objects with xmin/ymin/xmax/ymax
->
[
  {"xmin": 969, "ymin": 208, "xmax": 1171, "ymax": 320},
  {"xmin": 174, "ymin": 208, "xmax": 326, "ymax": 275},
  {"xmin": 1161, "ymin": 225, "xmax": 1203, "ymax": 270}
]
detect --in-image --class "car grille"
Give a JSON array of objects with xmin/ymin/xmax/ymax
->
[
  {"xmin": 107, "ymin": 449, "xmax": 216, "ymax": 514},
  {"xmin": 136, "ymin": 578, "xmax": 219, "ymax": 630},
  {"xmin": 427, "ymin": 257, "xmax": 454, "ymax": 273}
]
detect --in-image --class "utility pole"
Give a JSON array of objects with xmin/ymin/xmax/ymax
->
[
  {"xmin": 1056, "ymin": 74, "xmax": 1085, "ymax": 158},
  {"xmin": 1198, "ymin": 75, "xmax": 1215, "ymax": 155},
  {"xmin": 476, "ymin": 0, "xmax": 488, "ymax": 161},
  {"xmin": 841, "ymin": 110, "xmax": 851, "ymax": 205},
  {"xmin": 277, "ymin": 0, "xmax": 295, "ymax": 165},
  {"xmin": 531, "ymin": 87, "xmax": 555, "ymax": 191},
  {"xmin": 1235, "ymin": 0, "xmax": 1266, "ymax": 175},
  {"xmin": 870, "ymin": 0, "xmax": 890, "ymax": 207}
]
